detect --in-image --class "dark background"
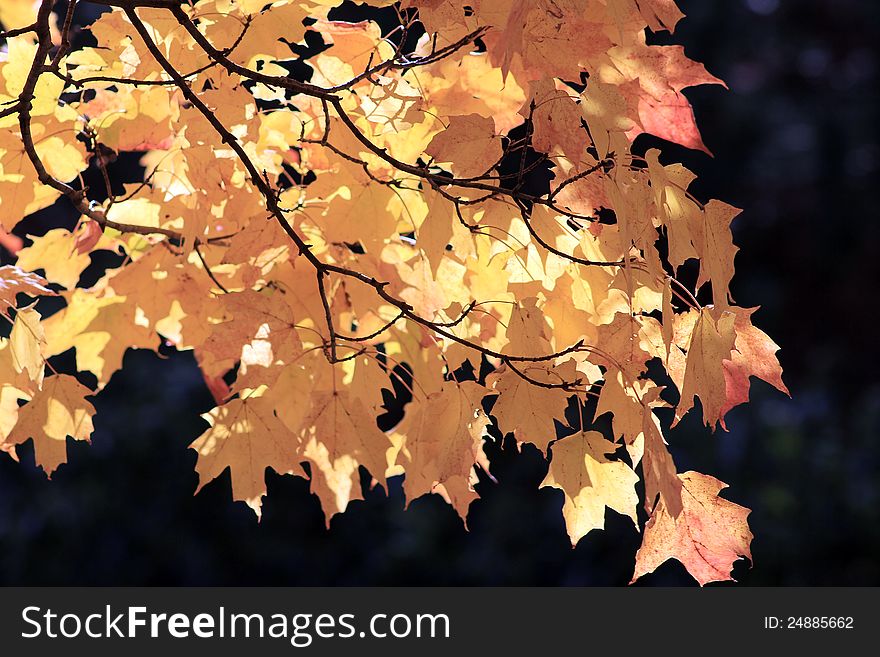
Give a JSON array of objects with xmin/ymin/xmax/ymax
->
[{"xmin": 1, "ymin": 0, "xmax": 878, "ymax": 585}]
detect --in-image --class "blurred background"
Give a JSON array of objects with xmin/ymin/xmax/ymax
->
[{"xmin": 0, "ymin": 0, "xmax": 878, "ymax": 585}]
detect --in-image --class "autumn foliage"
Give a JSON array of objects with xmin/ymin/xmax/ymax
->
[{"xmin": 0, "ymin": 0, "xmax": 788, "ymax": 585}]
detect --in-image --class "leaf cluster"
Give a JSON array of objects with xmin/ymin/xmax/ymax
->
[{"xmin": 0, "ymin": 0, "xmax": 788, "ymax": 584}]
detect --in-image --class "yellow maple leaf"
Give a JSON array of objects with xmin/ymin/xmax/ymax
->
[
  {"xmin": 304, "ymin": 389, "xmax": 392, "ymax": 487},
  {"xmin": 2, "ymin": 374, "xmax": 95, "ymax": 477},
  {"xmin": 425, "ymin": 114, "xmax": 502, "ymax": 178},
  {"xmin": 191, "ymin": 394, "xmax": 306, "ymax": 515},
  {"xmin": 16, "ymin": 229, "xmax": 91, "ymax": 289},
  {"xmin": 541, "ymin": 430, "xmax": 639, "ymax": 545},
  {"xmin": 486, "ymin": 361, "xmax": 575, "ymax": 454},
  {"xmin": 397, "ymin": 380, "xmax": 490, "ymax": 519},
  {"xmin": 674, "ymin": 307, "xmax": 736, "ymax": 428},
  {"xmin": 9, "ymin": 306, "xmax": 44, "ymax": 386},
  {"xmin": 695, "ymin": 200, "xmax": 741, "ymax": 307}
]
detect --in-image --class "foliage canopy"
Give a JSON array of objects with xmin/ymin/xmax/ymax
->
[{"xmin": 0, "ymin": 0, "xmax": 788, "ymax": 584}]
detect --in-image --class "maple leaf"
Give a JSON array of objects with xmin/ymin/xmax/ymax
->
[
  {"xmin": 695, "ymin": 200, "xmax": 741, "ymax": 307},
  {"xmin": 719, "ymin": 307, "xmax": 790, "ymax": 428},
  {"xmin": 593, "ymin": 312, "xmax": 652, "ymax": 383},
  {"xmin": 0, "ymin": 380, "xmax": 27, "ymax": 444},
  {"xmin": 631, "ymin": 0, "xmax": 685, "ymax": 33},
  {"xmin": 541, "ymin": 431, "xmax": 639, "ymax": 545},
  {"xmin": 674, "ymin": 307, "xmax": 737, "ymax": 429},
  {"xmin": 2, "ymin": 374, "xmax": 96, "ymax": 477},
  {"xmin": 642, "ymin": 398, "xmax": 682, "ymax": 517},
  {"xmin": 0, "ymin": 266, "xmax": 54, "ymax": 314},
  {"xmin": 9, "ymin": 306, "xmax": 45, "ymax": 387},
  {"xmin": 644, "ymin": 148, "xmax": 700, "ymax": 269},
  {"xmin": 191, "ymin": 395, "xmax": 306, "ymax": 515},
  {"xmin": 415, "ymin": 191, "xmax": 456, "ymax": 277},
  {"xmin": 489, "ymin": 0, "xmax": 612, "ymax": 82},
  {"xmin": 2, "ymin": 40, "xmax": 65, "ymax": 118},
  {"xmin": 608, "ymin": 39, "xmax": 727, "ymax": 153},
  {"xmin": 311, "ymin": 159, "xmax": 402, "ymax": 253},
  {"xmin": 397, "ymin": 380, "xmax": 490, "ymax": 519},
  {"xmin": 595, "ymin": 370, "xmax": 666, "ymax": 467},
  {"xmin": 486, "ymin": 360, "xmax": 578, "ymax": 454},
  {"xmin": 303, "ymin": 389, "xmax": 392, "ymax": 488},
  {"xmin": 0, "ymin": 124, "xmax": 71, "ymax": 226},
  {"xmin": 521, "ymin": 80, "xmax": 588, "ymax": 162},
  {"xmin": 206, "ymin": 1, "xmax": 310, "ymax": 67},
  {"xmin": 418, "ymin": 47, "xmax": 526, "ymax": 134},
  {"xmin": 197, "ymin": 288, "xmax": 303, "ymax": 380},
  {"xmin": 16, "ymin": 229, "xmax": 91, "ymax": 289},
  {"xmin": 42, "ymin": 289, "xmax": 157, "ymax": 386},
  {"xmin": 632, "ymin": 471, "xmax": 753, "ymax": 586},
  {"xmin": 581, "ymin": 79, "xmax": 640, "ymax": 159},
  {"xmin": 302, "ymin": 435, "xmax": 365, "ymax": 525},
  {"xmin": 425, "ymin": 113, "xmax": 502, "ymax": 178},
  {"xmin": 309, "ymin": 20, "xmax": 392, "ymax": 88},
  {"xmin": 78, "ymin": 86, "xmax": 177, "ymax": 153}
]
